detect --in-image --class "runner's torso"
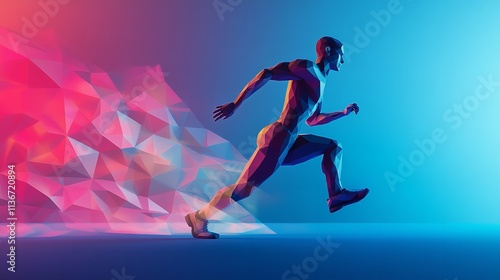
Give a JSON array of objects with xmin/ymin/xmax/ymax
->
[{"xmin": 277, "ymin": 61, "xmax": 326, "ymax": 134}]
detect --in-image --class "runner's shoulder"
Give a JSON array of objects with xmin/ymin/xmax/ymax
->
[{"xmin": 289, "ymin": 59, "xmax": 315, "ymax": 79}]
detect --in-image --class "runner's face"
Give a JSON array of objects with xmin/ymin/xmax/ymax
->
[{"xmin": 330, "ymin": 46, "xmax": 345, "ymax": 71}]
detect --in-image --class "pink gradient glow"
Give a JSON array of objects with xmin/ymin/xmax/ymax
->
[{"xmin": 0, "ymin": 28, "xmax": 273, "ymax": 237}]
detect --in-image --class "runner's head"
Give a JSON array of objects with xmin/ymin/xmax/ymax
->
[{"xmin": 316, "ymin": 36, "xmax": 344, "ymax": 71}]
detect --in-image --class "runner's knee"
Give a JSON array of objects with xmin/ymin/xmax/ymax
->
[
  {"xmin": 231, "ymin": 182, "xmax": 256, "ymax": 201},
  {"xmin": 325, "ymin": 139, "xmax": 342, "ymax": 155}
]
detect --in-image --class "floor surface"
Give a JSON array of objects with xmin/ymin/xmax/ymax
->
[{"xmin": 1, "ymin": 223, "xmax": 499, "ymax": 280}]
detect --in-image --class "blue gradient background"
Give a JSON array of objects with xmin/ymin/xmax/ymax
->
[{"xmin": 1, "ymin": 0, "xmax": 499, "ymax": 224}]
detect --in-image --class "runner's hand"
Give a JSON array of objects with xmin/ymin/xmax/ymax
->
[
  {"xmin": 344, "ymin": 103, "xmax": 359, "ymax": 115},
  {"xmin": 213, "ymin": 102, "xmax": 236, "ymax": 121}
]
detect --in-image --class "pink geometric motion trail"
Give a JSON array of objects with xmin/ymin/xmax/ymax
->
[{"xmin": 0, "ymin": 28, "xmax": 272, "ymax": 237}]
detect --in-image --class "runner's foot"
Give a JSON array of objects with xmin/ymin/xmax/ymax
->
[
  {"xmin": 185, "ymin": 211, "xmax": 219, "ymax": 239},
  {"xmin": 327, "ymin": 188, "xmax": 369, "ymax": 213}
]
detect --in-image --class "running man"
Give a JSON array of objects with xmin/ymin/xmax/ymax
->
[{"xmin": 185, "ymin": 37, "xmax": 369, "ymax": 239}]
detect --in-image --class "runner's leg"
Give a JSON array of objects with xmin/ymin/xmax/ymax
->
[{"xmin": 197, "ymin": 123, "xmax": 294, "ymax": 219}]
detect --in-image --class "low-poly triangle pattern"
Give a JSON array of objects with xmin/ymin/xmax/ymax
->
[{"xmin": 0, "ymin": 28, "xmax": 272, "ymax": 236}]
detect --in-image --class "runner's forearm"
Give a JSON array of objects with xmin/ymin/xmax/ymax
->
[
  {"xmin": 308, "ymin": 111, "xmax": 346, "ymax": 126},
  {"xmin": 234, "ymin": 69, "xmax": 272, "ymax": 108}
]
